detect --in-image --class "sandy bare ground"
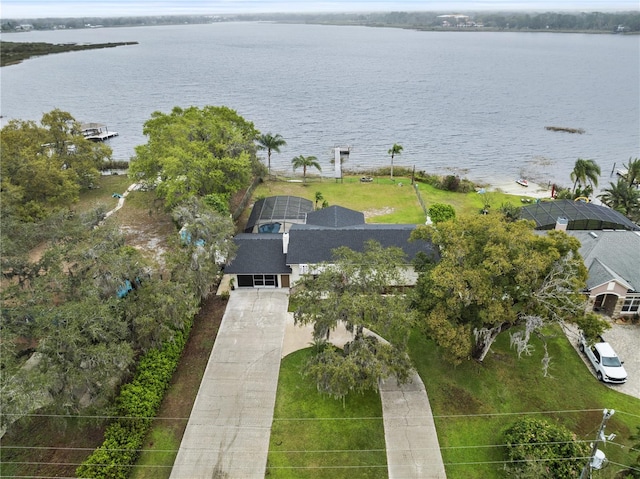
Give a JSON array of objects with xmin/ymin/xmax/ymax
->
[
  {"xmin": 487, "ymin": 180, "xmax": 551, "ymax": 198},
  {"xmin": 363, "ymin": 206, "xmax": 395, "ymax": 219},
  {"xmin": 488, "ymin": 179, "xmax": 552, "ymax": 199}
]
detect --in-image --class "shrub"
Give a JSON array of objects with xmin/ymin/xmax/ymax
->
[
  {"xmin": 428, "ymin": 203, "xmax": 456, "ymax": 223},
  {"xmin": 76, "ymin": 321, "xmax": 194, "ymax": 478},
  {"xmin": 441, "ymin": 175, "xmax": 461, "ymax": 191},
  {"xmin": 503, "ymin": 417, "xmax": 589, "ymax": 478}
]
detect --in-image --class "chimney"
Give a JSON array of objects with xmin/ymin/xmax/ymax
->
[
  {"xmin": 555, "ymin": 217, "xmax": 568, "ymax": 231},
  {"xmin": 282, "ymin": 232, "xmax": 289, "ymax": 254}
]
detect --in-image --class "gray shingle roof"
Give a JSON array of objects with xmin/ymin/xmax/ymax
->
[
  {"xmin": 568, "ymin": 231, "xmax": 640, "ymax": 291},
  {"xmin": 305, "ymin": 206, "xmax": 365, "ymax": 228},
  {"xmin": 224, "ymin": 234, "xmax": 290, "ymax": 274},
  {"xmin": 286, "ymin": 224, "xmax": 436, "ymax": 265}
]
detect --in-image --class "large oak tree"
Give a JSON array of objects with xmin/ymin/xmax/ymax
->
[
  {"xmin": 0, "ymin": 109, "xmax": 111, "ymax": 220},
  {"xmin": 129, "ymin": 105, "xmax": 263, "ymax": 208},
  {"xmin": 291, "ymin": 241, "xmax": 416, "ymax": 402},
  {"xmin": 410, "ymin": 214, "xmax": 607, "ymax": 366}
]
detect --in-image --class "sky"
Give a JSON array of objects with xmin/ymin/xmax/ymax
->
[{"xmin": 2, "ymin": 0, "xmax": 638, "ymax": 19}]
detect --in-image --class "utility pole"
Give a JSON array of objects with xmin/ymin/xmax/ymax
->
[{"xmin": 580, "ymin": 408, "xmax": 615, "ymax": 479}]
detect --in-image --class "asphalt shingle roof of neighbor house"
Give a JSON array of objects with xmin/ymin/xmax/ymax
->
[
  {"xmin": 304, "ymin": 205, "xmax": 365, "ymax": 228},
  {"xmin": 567, "ymin": 230, "xmax": 640, "ymax": 291},
  {"xmin": 286, "ymin": 223, "xmax": 436, "ymax": 265},
  {"xmin": 521, "ymin": 199, "xmax": 640, "ymax": 231},
  {"xmin": 224, "ymin": 233, "xmax": 291, "ymax": 275}
]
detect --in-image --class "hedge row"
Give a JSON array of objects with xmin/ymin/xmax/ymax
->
[{"xmin": 76, "ymin": 324, "xmax": 192, "ymax": 478}]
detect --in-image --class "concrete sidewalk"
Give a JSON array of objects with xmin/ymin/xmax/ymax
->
[
  {"xmin": 170, "ymin": 289, "xmax": 289, "ymax": 479},
  {"xmin": 380, "ymin": 374, "xmax": 447, "ymax": 478},
  {"xmin": 283, "ymin": 314, "xmax": 447, "ymax": 478}
]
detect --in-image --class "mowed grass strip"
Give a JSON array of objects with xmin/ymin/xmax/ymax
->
[
  {"xmin": 409, "ymin": 326, "xmax": 640, "ymax": 479},
  {"xmin": 414, "ymin": 181, "xmax": 535, "ymax": 217},
  {"xmin": 268, "ymin": 349, "xmax": 387, "ymax": 479}
]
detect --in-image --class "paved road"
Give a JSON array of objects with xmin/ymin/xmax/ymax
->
[{"xmin": 170, "ymin": 289, "xmax": 289, "ymax": 479}]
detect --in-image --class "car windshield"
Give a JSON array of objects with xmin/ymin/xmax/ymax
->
[{"xmin": 602, "ymin": 356, "xmax": 622, "ymax": 367}]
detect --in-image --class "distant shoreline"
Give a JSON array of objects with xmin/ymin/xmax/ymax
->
[{"xmin": 0, "ymin": 40, "xmax": 138, "ymax": 67}]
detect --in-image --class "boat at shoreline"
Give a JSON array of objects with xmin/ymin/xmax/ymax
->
[{"xmin": 516, "ymin": 178, "xmax": 529, "ymax": 187}]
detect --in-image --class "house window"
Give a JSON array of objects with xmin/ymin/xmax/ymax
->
[
  {"xmin": 253, "ymin": 274, "xmax": 278, "ymax": 287},
  {"xmin": 621, "ymin": 296, "xmax": 640, "ymax": 313}
]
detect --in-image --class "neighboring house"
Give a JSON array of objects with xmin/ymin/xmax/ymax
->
[
  {"xmin": 523, "ymin": 200, "xmax": 640, "ymax": 318},
  {"xmin": 520, "ymin": 199, "xmax": 640, "ymax": 231},
  {"xmin": 224, "ymin": 199, "xmax": 436, "ymax": 289},
  {"xmin": 567, "ymin": 230, "xmax": 640, "ymax": 318}
]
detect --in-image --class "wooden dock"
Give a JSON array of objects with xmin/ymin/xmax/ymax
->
[{"xmin": 81, "ymin": 122, "xmax": 118, "ymax": 142}]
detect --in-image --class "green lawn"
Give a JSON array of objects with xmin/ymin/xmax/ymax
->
[
  {"xmin": 75, "ymin": 174, "xmax": 132, "ymax": 213},
  {"xmin": 270, "ymin": 328, "xmax": 640, "ymax": 479},
  {"xmin": 267, "ymin": 349, "xmax": 387, "ymax": 479},
  {"xmin": 254, "ymin": 176, "xmax": 425, "ymax": 224},
  {"xmin": 253, "ymin": 175, "xmax": 539, "ymax": 224},
  {"xmin": 414, "ymin": 182, "xmax": 535, "ymax": 217},
  {"xmin": 409, "ymin": 326, "xmax": 640, "ymax": 479}
]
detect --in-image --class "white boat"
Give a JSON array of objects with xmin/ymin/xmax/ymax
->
[{"xmin": 516, "ymin": 179, "xmax": 529, "ymax": 187}]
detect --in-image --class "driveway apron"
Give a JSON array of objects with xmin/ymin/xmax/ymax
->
[
  {"xmin": 380, "ymin": 373, "xmax": 447, "ymax": 478},
  {"xmin": 170, "ymin": 289, "xmax": 289, "ymax": 479}
]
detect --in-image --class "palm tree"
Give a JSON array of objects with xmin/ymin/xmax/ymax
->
[
  {"xmin": 291, "ymin": 155, "xmax": 321, "ymax": 184},
  {"xmin": 598, "ymin": 178, "xmax": 640, "ymax": 220},
  {"xmin": 387, "ymin": 143, "xmax": 403, "ymax": 180},
  {"xmin": 570, "ymin": 158, "xmax": 601, "ymax": 194},
  {"xmin": 623, "ymin": 157, "xmax": 640, "ymax": 187},
  {"xmin": 256, "ymin": 133, "xmax": 286, "ymax": 175}
]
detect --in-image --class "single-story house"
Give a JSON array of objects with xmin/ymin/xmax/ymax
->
[
  {"xmin": 225, "ymin": 200, "xmax": 436, "ymax": 289},
  {"xmin": 567, "ymin": 230, "xmax": 640, "ymax": 318}
]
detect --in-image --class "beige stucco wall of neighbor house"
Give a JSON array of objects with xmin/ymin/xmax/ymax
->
[{"xmin": 587, "ymin": 281, "xmax": 631, "ymax": 319}]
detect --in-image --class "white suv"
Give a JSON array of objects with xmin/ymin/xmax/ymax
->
[{"xmin": 579, "ymin": 334, "xmax": 627, "ymax": 384}]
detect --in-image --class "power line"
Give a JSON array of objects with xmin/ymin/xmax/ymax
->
[
  {"xmin": 0, "ymin": 439, "xmax": 596, "ymax": 454},
  {"xmin": 6, "ymin": 455, "xmax": 635, "ymax": 470},
  {"xmin": 6, "ymin": 406, "xmax": 636, "ymax": 421}
]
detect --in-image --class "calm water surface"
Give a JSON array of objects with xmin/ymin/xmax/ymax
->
[{"xmin": 1, "ymin": 23, "xmax": 638, "ymax": 187}]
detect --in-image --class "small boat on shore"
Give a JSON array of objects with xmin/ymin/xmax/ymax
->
[{"xmin": 516, "ymin": 178, "xmax": 529, "ymax": 187}]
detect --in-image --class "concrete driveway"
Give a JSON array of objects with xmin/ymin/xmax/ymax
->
[
  {"xmin": 566, "ymin": 321, "xmax": 640, "ymax": 399},
  {"xmin": 170, "ymin": 289, "xmax": 289, "ymax": 479},
  {"xmin": 601, "ymin": 322, "xmax": 640, "ymax": 399}
]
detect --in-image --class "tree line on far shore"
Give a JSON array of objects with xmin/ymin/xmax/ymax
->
[{"xmin": 2, "ymin": 10, "xmax": 640, "ymax": 33}]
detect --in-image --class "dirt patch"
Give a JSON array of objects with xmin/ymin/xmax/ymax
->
[
  {"xmin": 439, "ymin": 383, "xmax": 486, "ymax": 415},
  {"xmin": 1, "ymin": 415, "xmax": 108, "ymax": 478},
  {"xmin": 113, "ymin": 191, "xmax": 175, "ymax": 268},
  {"xmin": 363, "ymin": 206, "xmax": 395, "ymax": 219}
]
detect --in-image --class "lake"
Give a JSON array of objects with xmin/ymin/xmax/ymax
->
[{"xmin": 1, "ymin": 22, "xmax": 638, "ymax": 188}]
